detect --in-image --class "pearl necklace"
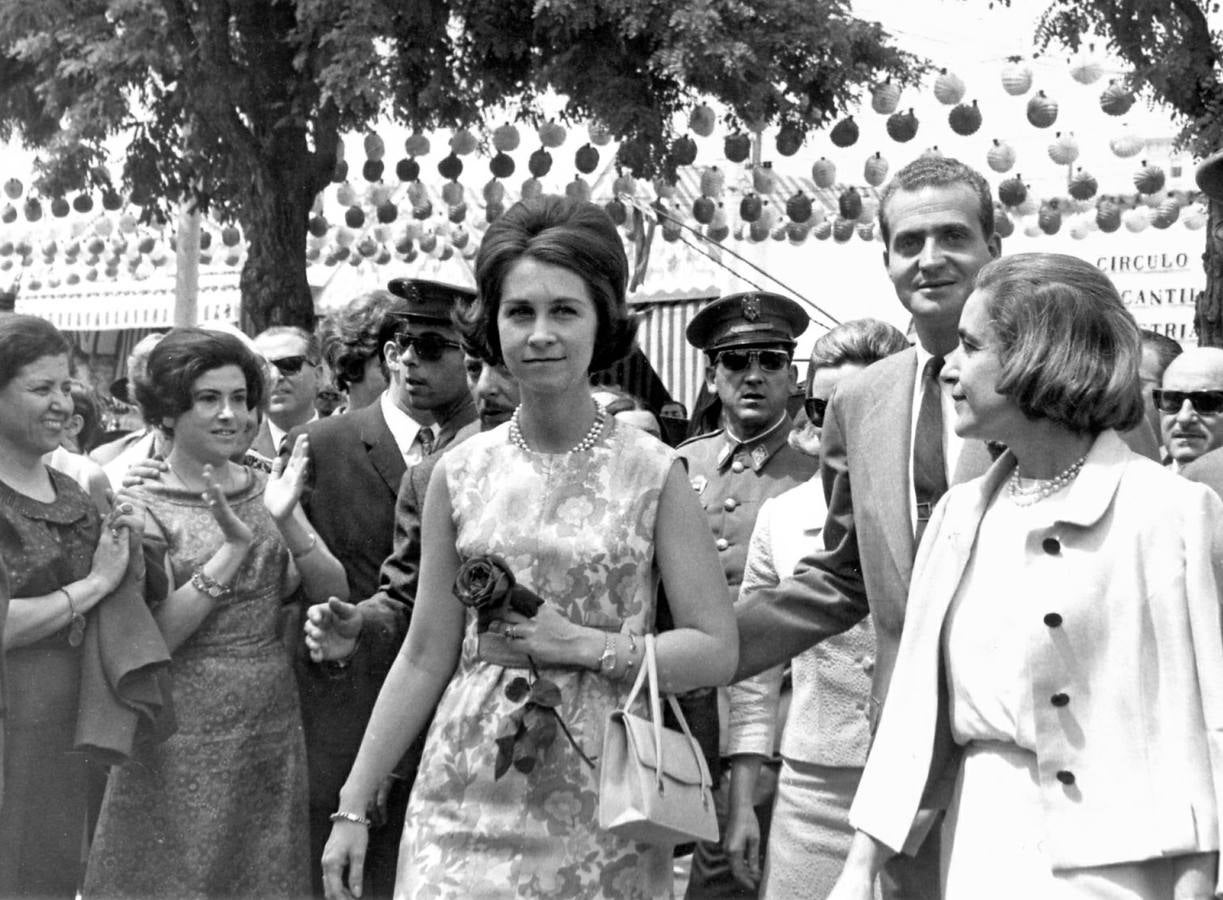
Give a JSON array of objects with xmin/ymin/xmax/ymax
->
[
  {"xmin": 1007, "ymin": 453, "xmax": 1087, "ymax": 507},
  {"xmin": 509, "ymin": 402, "xmax": 607, "ymax": 454}
]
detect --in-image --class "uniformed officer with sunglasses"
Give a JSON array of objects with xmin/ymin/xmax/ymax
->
[{"xmin": 677, "ymin": 291, "xmax": 818, "ymax": 900}]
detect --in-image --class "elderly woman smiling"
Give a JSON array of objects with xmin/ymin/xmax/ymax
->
[
  {"xmin": 831, "ymin": 253, "xmax": 1223, "ymax": 900},
  {"xmin": 0, "ymin": 315, "xmax": 139, "ymax": 898}
]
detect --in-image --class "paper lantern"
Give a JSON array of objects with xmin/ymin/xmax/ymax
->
[
  {"xmin": 1026, "ymin": 91, "xmax": 1058, "ymax": 128},
  {"xmin": 1068, "ymin": 169, "xmax": 1098, "ymax": 201},
  {"xmin": 1099, "ymin": 80, "xmax": 1136, "ymax": 116},
  {"xmin": 886, "ymin": 109, "xmax": 919, "ymax": 143},
  {"xmin": 829, "ymin": 117, "xmax": 859, "ymax": 148},
  {"xmin": 1001, "ymin": 59, "xmax": 1033, "ymax": 95},
  {"xmin": 933, "ymin": 69, "xmax": 966, "ymax": 105},
  {"xmin": 724, "ymin": 133, "xmax": 751, "ymax": 163},
  {"xmin": 404, "ymin": 132, "xmax": 430, "ymax": 156},
  {"xmin": 363, "ymin": 132, "xmax": 386, "ymax": 161},
  {"xmin": 449, "ymin": 128, "xmax": 478, "ymax": 156},
  {"xmin": 492, "ymin": 123, "xmax": 521, "ymax": 153},
  {"xmin": 1047, "ymin": 132, "xmax": 1079, "ymax": 166},
  {"xmin": 699, "ymin": 166, "xmax": 726, "ymax": 198},
  {"xmin": 689, "ymin": 105, "xmax": 716, "ymax": 137},
  {"xmin": 948, "ymin": 101, "xmax": 982, "ymax": 136},
  {"xmin": 588, "ymin": 121, "xmax": 613, "ymax": 146},
  {"xmin": 986, "ymin": 139, "xmax": 1016, "ymax": 173},
  {"xmin": 1069, "ymin": 47, "xmax": 1104, "ymax": 85},
  {"xmin": 811, "ymin": 157, "xmax": 837, "ymax": 189},
  {"xmin": 871, "ymin": 79, "xmax": 901, "ymax": 115},
  {"xmin": 864, "ymin": 152, "xmax": 889, "ymax": 187},
  {"xmin": 1110, "ymin": 129, "xmax": 1144, "ymax": 158}
]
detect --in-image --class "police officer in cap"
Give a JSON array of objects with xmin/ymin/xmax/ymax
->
[{"xmin": 679, "ymin": 291, "xmax": 817, "ymax": 899}]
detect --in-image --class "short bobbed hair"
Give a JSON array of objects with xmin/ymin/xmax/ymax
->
[
  {"xmin": 878, "ymin": 156, "xmax": 994, "ymax": 248},
  {"xmin": 138, "ymin": 327, "xmax": 267, "ymax": 436},
  {"xmin": 805, "ymin": 318, "xmax": 910, "ymax": 394},
  {"xmin": 974, "ymin": 253, "xmax": 1143, "ymax": 435},
  {"xmin": 0, "ymin": 314, "xmax": 71, "ymax": 390},
  {"xmin": 463, "ymin": 195, "xmax": 635, "ymax": 371}
]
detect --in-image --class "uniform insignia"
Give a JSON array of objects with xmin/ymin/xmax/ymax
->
[
  {"xmin": 741, "ymin": 295, "xmax": 760, "ymax": 322},
  {"xmin": 751, "ymin": 444, "xmax": 769, "ymax": 469},
  {"xmin": 690, "ymin": 475, "xmax": 708, "ymax": 495}
]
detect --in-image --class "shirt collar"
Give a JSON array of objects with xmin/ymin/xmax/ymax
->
[
  {"xmin": 716, "ymin": 412, "xmax": 792, "ymax": 472},
  {"xmin": 267, "ymin": 413, "xmax": 317, "ymax": 454},
  {"xmin": 380, "ymin": 390, "xmax": 432, "ymax": 459}
]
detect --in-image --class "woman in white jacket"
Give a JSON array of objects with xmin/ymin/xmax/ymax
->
[{"xmin": 831, "ymin": 252, "xmax": 1223, "ymax": 900}]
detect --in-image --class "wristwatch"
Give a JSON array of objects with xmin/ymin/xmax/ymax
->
[{"xmin": 598, "ymin": 633, "xmax": 618, "ymax": 676}]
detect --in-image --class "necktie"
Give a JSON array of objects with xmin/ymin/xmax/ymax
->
[
  {"xmin": 417, "ymin": 427, "xmax": 436, "ymax": 456},
  {"xmin": 913, "ymin": 356, "xmax": 948, "ymax": 545}
]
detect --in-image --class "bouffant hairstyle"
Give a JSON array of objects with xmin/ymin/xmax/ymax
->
[
  {"xmin": 462, "ymin": 195, "xmax": 635, "ymax": 371},
  {"xmin": 319, "ymin": 290, "xmax": 407, "ymax": 388},
  {"xmin": 0, "ymin": 314, "xmax": 71, "ymax": 390},
  {"xmin": 137, "ymin": 327, "xmax": 267, "ymax": 436},
  {"xmin": 805, "ymin": 318, "xmax": 910, "ymax": 395},
  {"xmin": 974, "ymin": 253, "xmax": 1144, "ymax": 435},
  {"xmin": 878, "ymin": 156, "xmax": 995, "ymax": 248}
]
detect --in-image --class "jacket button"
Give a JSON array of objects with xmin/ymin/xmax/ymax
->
[
  {"xmin": 715, "ymin": 538, "xmax": 729, "ymax": 551},
  {"xmin": 1043, "ymin": 612, "xmax": 1063, "ymax": 628},
  {"xmin": 723, "ymin": 498, "xmax": 738, "ymax": 511},
  {"xmin": 1042, "ymin": 537, "xmax": 1061, "ymax": 555},
  {"xmin": 730, "ymin": 460, "xmax": 745, "ymax": 473},
  {"xmin": 1050, "ymin": 692, "xmax": 1070, "ymax": 707},
  {"xmin": 1056, "ymin": 770, "xmax": 1076, "ymax": 786}
]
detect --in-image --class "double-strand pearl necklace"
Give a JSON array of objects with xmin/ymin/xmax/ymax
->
[
  {"xmin": 1007, "ymin": 453, "xmax": 1088, "ymax": 507},
  {"xmin": 509, "ymin": 402, "xmax": 607, "ymax": 454}
]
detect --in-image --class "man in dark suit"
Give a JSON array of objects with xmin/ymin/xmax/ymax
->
[
  {"xmin": 251, "ymin": 326, "xmax": 325, "ymax": 458},
  {"xmin": 734, "ymin": 156, "xmax": 1002, "ymax": 899},
  {"xmin": 287, "ymin": 279, "xmax": 477, "ymax": 900}
]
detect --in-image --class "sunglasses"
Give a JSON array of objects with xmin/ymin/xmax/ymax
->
[
  {"xmin": 715, "ymin": 349, "xmax": 792, "ymax": 373},
  {"xmin": 1153, "ymin": 389, "xmax": 1223, "ymax": 415},
  {"xmin": 395, "ymin": 332, "xmax": 463, "ymax": 362},
  {"xmin": 269, "ymin": 355, "xmax": 310, "ymax": 376},
  {"xmin": 804, "ymin": 396, "xmax": 829, "ymax": 427}
]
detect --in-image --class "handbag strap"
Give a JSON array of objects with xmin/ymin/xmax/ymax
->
[{"xmin": 618, "ymin": 634, "xmax": 710, "ymax": 795}]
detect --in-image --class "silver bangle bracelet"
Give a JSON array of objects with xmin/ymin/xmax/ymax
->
[{"xmin": 329, "ymin": 810, "xmax": 371, "ymax": 827}]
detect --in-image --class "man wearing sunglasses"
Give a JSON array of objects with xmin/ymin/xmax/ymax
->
[
  {"xmin": 284, "ymin": 278, "xmax": 477, "ymax": 900},
  {"xmin": 252, "ymin": 326, "xmax": 325, "ymax": 458},
  {"xmin": 1154, "ymin": 347, "xmax": 1223, "ymax": 473},
  {"xmin": 677, "ymin": 290, "xmax": 817, "ymax": 900}
]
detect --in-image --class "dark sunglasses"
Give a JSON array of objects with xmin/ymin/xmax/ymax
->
[
  {"xmin": 395, "ymin": 332, "xmax": 463, "ymax": 362},
  {"xmin": 269, "ymin": 355, "xmax": 310, "ymax": 375},
  {"xmin": 716, "ymin": 349, "xmax": 792, "ymax": 373},
  {"xmin": 804, "ymin": 396, "xmax": 829, "ymax": 427},
  {"xmin": 1153, "ymin": 388, "xmax": 1223, "ymax": 415}
]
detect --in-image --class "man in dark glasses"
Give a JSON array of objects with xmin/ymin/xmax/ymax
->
[
  {"xmin": 1154, "ymin": 347, "xmax": 1223, "ymax": 472},
  {"xmin": 284, "ymin": 278, "xmax": 477, "ymax": 900},
  {"xmin": 253, "ymin": 325, "xmax": 325, "ymax": 458},
  {"xmin": 675, "ymin": 290, "xmax": 818, "ymax": 900}
]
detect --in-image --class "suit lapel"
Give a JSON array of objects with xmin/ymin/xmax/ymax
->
[
  {"xmin": 358, "ymin": 404, "xmax": 406, "ymax": 494},
  {"xmin": 855, "ymin": 349, "xmax": 920, "ymax": 587},
  {"xmin": 434, "ymin": 396, "xmax": 478, "ymax": 452}
]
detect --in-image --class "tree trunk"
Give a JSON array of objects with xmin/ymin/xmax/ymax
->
[
  {"xmin": 237, "ymin": 150, "xmax": 319, "ymax": 333},
  {"xmin": 1197, "ymin": 199, "xmax": 1223, "ymax": 348}
]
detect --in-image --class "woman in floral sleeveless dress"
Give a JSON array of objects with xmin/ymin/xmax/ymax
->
[{"xmin": 320, "ymin": 196, "xmax": 737, "ymax": 900}]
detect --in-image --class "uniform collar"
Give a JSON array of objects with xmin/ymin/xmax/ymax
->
[{"xmin": 716, "ymin": 412, "xmax": 792, "ymax": 473}]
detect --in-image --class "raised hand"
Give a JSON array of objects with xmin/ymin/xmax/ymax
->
[
  {"xmin": 264, "ymin": 434, "xmax": 309, "ymax": 523},
  {"xmin": 88, "ymin": 520, "xmax": 132, "ymax": 596},
  {"xmin": 202, "ymin": 464, "xmax": 253, "ymax": 547},
  {"xmin": 121, "ymin": 457, "xmax": 168, "ymax": 488}
]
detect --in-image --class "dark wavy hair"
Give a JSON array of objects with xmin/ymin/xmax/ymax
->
[
  {"xmin": 461, "ymin": 195, "xmax": 635, "ymax": 371},
  {"xmin": 878, "ymin": 155, "xmax": 994, "ymax": 248},
  {"xmin": 318, "ymin": 289, "xmax": 409, "ymax": 389},
  {"xmin": 138, "ymin": 327, "xmax": 267, "ymax": 436},
  {"xmin": 0, "ymin": 314, "xmax": 72, "ymax": 390},
  {"xmin": 974, "ymin": 253, "xmax": 1144, "ymax": 435}
]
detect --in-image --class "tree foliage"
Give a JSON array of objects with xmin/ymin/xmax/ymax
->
[
  {"xmin": 0, "ymin": 0, "xmax": 925, "ymax": 328},
  {"xmin": 1007, "ymin": 0, "xmax": 1223, "ymax": 345}
]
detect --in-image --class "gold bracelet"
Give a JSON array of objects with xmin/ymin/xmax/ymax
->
[
  {"xmin": 290, "ymin": 532, "xmax": 318, "ymax": 560},
  {"xmin": 60, "ymin": 587, "xmax": 87, "ymax": 648},
  {"xmin": 328, "ymin": 810, "xmax": 371, "ymax": 827}
]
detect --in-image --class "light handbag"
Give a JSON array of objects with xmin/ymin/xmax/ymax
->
[{"xmin": 597, "ymin": 633, "xmax": 718, "ymax": 846}]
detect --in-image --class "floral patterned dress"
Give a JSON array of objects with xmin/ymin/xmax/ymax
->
[
  {"xmin": 84, "ymin": 472, "xmax": 310, "ymax": 898},
  {"xmin": 397, "ymin": 420, "xmax": 676, "ymax": 899}
]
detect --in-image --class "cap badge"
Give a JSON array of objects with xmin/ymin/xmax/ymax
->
[{"xmin": 740, "ymin": 295, "xmax": 760, "ymax": 322}]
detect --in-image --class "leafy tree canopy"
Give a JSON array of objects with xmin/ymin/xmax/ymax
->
[{"xmin": 0, "ymin": 0, "xmax": 925, "ymax": 327}]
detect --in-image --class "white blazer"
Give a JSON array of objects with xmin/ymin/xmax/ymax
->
[{"xmin": 850, "ymin": 430, "xmax": 1223, "ymax": 888}]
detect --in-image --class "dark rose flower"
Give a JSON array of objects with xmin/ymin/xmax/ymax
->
[
  {"xmin": 454, "ymin": 554, "xmax": 544, "ymax": 619},
  {"xmin": 454, "ymin": 555, "xmax": 516, "ymax": 611}
]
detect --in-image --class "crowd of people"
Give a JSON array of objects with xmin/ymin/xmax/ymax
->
[{"xmin": 1, "ymin": 150, "xmax": 1223, "ymax": 900}]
